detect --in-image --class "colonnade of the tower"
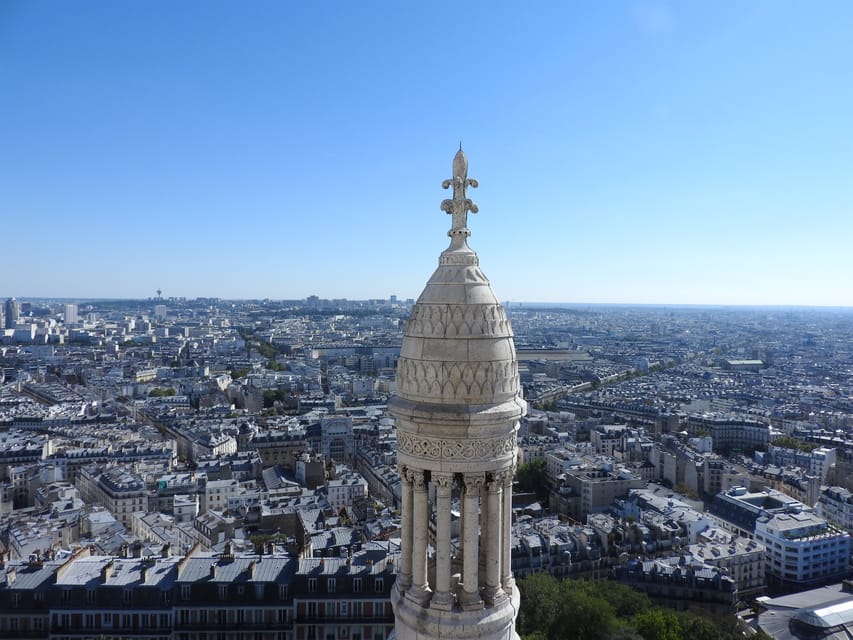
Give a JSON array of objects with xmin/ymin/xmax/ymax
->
[{"xmin": 395, "ymin": 465, "xmax": 515, "ymax": 611}]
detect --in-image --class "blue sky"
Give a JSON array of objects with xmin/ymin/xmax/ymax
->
[{"xmin": 2, "ymin": 1, "xmax": 852, "ymax": 305}]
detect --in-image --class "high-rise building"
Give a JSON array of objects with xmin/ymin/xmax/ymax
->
[
  {"xmin": 4, "ymin": 297, "xmax": 20, "ymax": 329},
  {"xmin": 64, "ymin": 303, "xmax": 78, "ymax": 325},
  {"xmin": 390, "ymin": 149, "xmax": 526, "ymax": 639}
]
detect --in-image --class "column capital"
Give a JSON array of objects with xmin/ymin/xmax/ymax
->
[
  {"xmin": 492, "ymin": 468, "xmax": 513, "ymax": 488},
  {"xmin": 432, "ymin": 471, "xmax": 454, "ymax": 491},
  {"xmin": 462, "ymin": 472, "xmax": 486, "ymax": 493},
  {"xmin": 410, "ymin": 469, "xmax": 428, "ymax": 491}
]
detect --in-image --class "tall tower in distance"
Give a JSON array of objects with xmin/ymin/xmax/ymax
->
[
  {"xmin": 390, "ymin": 149, "xmax": 526, "ymax": 639},
  {"xmin": 4, "ymin": 297, "xmax": 21, "ymax": 329}
]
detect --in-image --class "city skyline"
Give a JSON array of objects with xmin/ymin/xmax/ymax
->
[{"xmin": 2, "ymin": 2, "xmax": 852, "ymax": 306}]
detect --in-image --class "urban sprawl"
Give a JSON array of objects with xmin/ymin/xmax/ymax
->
[{"xmin": 2, "ymin": 295, "xmax": 853, "ymax": 638}]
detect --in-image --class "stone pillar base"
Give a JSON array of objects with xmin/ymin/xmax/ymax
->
[
  {"xmin": 405, "ymin": 584, "xmax": 432, "ymax": 607},
  {"xmin": 458, "ymin": 589, "xmax": 484, "ymax": 611},
  {"xmin": 483, "ymin": 585, "xmax": 507, "ymax": 605},
  {"xmin": 430, "ymin": 590, "xmax": 455, "ymax": 611}
]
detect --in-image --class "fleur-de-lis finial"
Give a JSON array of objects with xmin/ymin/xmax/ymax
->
[{"xmin": 440, "ymin": 147, "xmax": 479, "ymax": 245}]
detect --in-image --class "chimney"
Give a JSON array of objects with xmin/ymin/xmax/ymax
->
[
  {"xmin": 161, "ymin": 543, "xmax": 171, "ymax": 559},
  {"xmin": 247, "ymin": 561, "xmax": 256, "ymax": 579},
  {"xmin": 209, "ymin": 563, "xmax": 217, "ymax": 579},
  {"xmin": 101, "ymin": 560, "xmax": 114, "ymax": 583},
  {"xmin": 5, "ymin": 567, "xmax": 15, "ymax": 586}
]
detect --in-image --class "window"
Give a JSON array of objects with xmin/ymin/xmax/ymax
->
[
  {"xmin": 182, "ymin": 584, "xmax": 191, "ymax": 600},
  {"xmin": 308, "ymin": 602, "xmax": 318, "ymax": 617},
  {"xmin": 61, "ymin": 589, "xmax": 71, "ymax": 603},
  {"xmin": 123, "ymin": 589, "xmax": 132, "ymax": 605},
  {"xmin": 374, "ymin": 578, "xmax": 384, "ymax": 593},
  {"xmin": 353, "ymin": 578, "xmax": 362, "ymax": 593},
  {"xmin": 308, "ymin": 578, "xmax": 317, "ymax": 593},
  {"xmin": 327, "ymin": 578, "xmax": 336, "ymax": 593},
  {"xmin": 219, "ymin": 584, "xmax": 228, "ymax": 600}
]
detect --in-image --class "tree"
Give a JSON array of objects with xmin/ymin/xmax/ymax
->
[
  {"xmin": 517, "ymin": 573, "xmax": 561, "ymax": 637},
  {"xmin": 680, "ymin": 615, "xmax": 722, "ymax": 640},
  {"xmin": 517, "ymin": 458, "xmax": 549, "ymax": 501},
  {"xmin": 633, "ymin": 609, "xmax": 681, "ymax": 640}
]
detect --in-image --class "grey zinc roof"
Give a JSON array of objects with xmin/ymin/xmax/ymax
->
[
  {"xmin": 176, "ymin": 553, "xmax": 294, "ymax": 583},
  {"xmin": 1, "ymin": 561, "xmax": 62, "ymax": 591}
]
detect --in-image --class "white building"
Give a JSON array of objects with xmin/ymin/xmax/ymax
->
[
  {"xmin": 326, "ymin": 472, "xmax": 368, "ymax": 512},
  {"xmin": 754, "ymin": 509, "xmax": 851, "ymax": 588},
  {"xmin": 691, "ymin": 527, "xmax": 766, "ymax": 595},
  {"xmin": 204, "ymin": 478, "xmax": 240, "ymax": 513},
  {"xmin": 817, "ymin": 485, "xmax": 853, "ymax": 531},
  {"xmin": 64, "ymin": 303, "xmax": 78, "ymax": 325}
]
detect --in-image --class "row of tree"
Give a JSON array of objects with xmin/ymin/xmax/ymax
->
[{"xmin": 516, "ymin": 573, "xmax": 767, "ymax": 640}]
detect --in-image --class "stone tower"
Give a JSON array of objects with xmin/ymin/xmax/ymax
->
[{"xmin": 390, "ymin": 149, "xmax": 526, "ymax": 639}]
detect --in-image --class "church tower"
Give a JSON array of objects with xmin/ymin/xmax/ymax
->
[{"xmin": 390, "ymin": 149, "xmax": 526, "ymax": 639}]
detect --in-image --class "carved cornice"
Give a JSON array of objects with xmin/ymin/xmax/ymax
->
[{"xmin": 397, "ymin": 431, "xmax": 517, "ymax": 462}]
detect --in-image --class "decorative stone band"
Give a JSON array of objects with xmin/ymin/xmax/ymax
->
[
  {"xmin": 397, "ymin": 358, "xmax": 520, "ymax": 403},
  {"xmin": 397, "ymin": 431, "xmax": 517, "ymax": 462},
  {"xmin": 405, "ymin": 303, "xmax": 511, "ymax": 339},
  {"xmin": 438, "ymin": 251, "xmax": 479, "ymax": 266}
]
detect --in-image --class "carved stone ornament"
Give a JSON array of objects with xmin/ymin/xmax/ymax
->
[
  {"xmin": 397, "ymin": 431, "xmax": 517, "ymax": 462},
  {"xmin": 440, "ymin": 146, "xmax": 479, "ymax": 242},
  {"xmin": 411, "ymin": 469, "xmax": 428, "ymax": 491},
  {"xmin": 432, "ymin": 472, "xmax": 454, "ymax": 491},
  {"xmin": 397, "ymin": 358, "xmax": 519, "ymax": 401},
  {"xmin": 462, "ymin": 473, "xmax": 486, "ymax": 493},
  {"xmin": 405, "ymin": 303, "xmax": 511, "ymax": 339}
]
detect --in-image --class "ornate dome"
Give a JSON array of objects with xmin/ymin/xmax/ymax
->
[{"xmin": 393, "ymin": 148, "xmax": 524, "ymax": 412}]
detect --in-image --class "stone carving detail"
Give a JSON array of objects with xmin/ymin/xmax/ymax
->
[
  {"xmin": 439, "ymin": 252, "xmax": 478, "ymax": 266},
  {"xmin": 432, "ymin": 472, "xmax": 454, "ymax": 490},
  {"xmin": 397, "ymin": 432, "xmax": 517, "ymax": 462},
  {"xmin": 440, "ymin": 147, "xmax": 478, "ymax": 239},
  {"xmin": 397, "ymin": 358, "xmax": 519, "ymax": 401},
  {"xmin": 405, "ymin": 303, "xmax": 511, "ymax": 339},
  {"xmin": 491, "ymin": 469, "xmax": 513, "ymax": 488},
  {"xmin": 402, "ymin": 467, "xmax": 416, "ymax": 485},
  {"xmin": 462, "ymin": 473, "xmax": 486, "ymax": 493},
  {"xmin": 410, "ymin": 469, "xmax": 428, "ymax": 491}
]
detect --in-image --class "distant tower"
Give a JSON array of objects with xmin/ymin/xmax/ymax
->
[
  {"xmin": 390, "ymin": 149, "xmax": 526, "ymax": 639},
  {"xmin": 4, "ymin": 298, "xmax": 21, "ymax": 329},
  {"xmin": 64, "ymin": 303, "xmax": 78, "ymax": 325},
  {"xmin": 156, "ymin": 288, "xmax": 162, "ymax": 300}
]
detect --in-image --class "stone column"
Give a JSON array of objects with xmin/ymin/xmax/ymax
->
[
  {"xmin": 501, "ymin": 465, "xmax": 515, "ymax": 594},
  {"xmin": 430, "ymin": 472, "xmax": 454, "ymax": 610},
  {"xmin": 398, "ymin": 466, "xmax": 414, "ymax": 591},
  {"xmin": 459, "ymin": 473, "xmax": 484, "ymax": 610},
  {"xmin": 483, "ymin": 473, "xmax": 506, "ymax": 604},
  {"xmin": 406, "ymin": 469, "xmax": 431, "ymax": 605}
]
